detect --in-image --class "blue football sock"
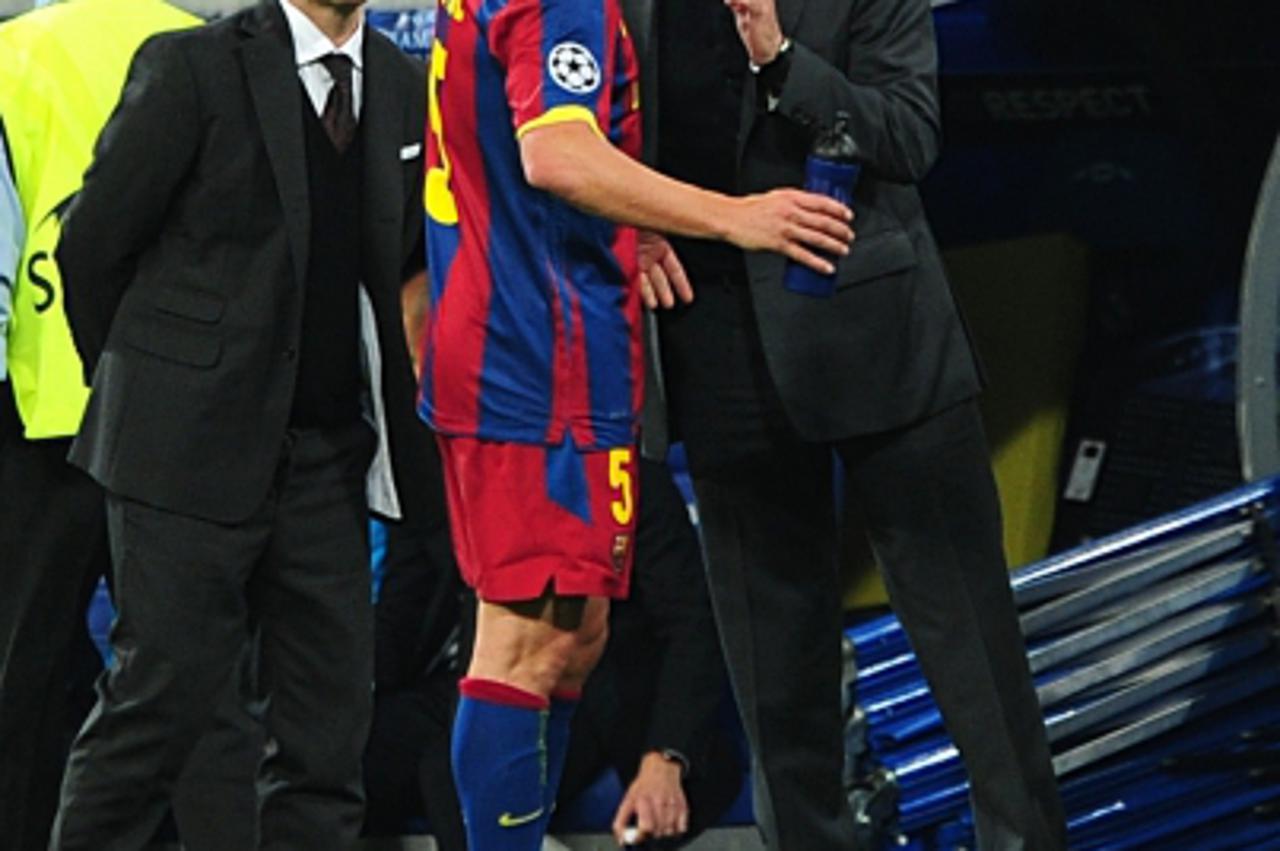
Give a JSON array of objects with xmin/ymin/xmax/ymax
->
[
  {"xmin": 540, "ymin": 689, "xmax": 580, "ymax": 836},
  {"xmin": 451, "ymin": 678, "xmax": 550, "ymax": 851}
]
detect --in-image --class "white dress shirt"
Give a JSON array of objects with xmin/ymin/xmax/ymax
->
[
  {"xmin": 277, "ymin": 1, "xmax": 404, "ymax": 521},
  {"xmin": 278, "ymin": 0, "xmax": 365, "ymax": 118}
]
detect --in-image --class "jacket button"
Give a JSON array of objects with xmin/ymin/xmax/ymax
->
[{"xmin": 283, "ymin": 347, "xmax": 297, "ymax": 361}]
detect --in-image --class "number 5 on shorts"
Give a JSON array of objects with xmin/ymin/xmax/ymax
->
[{"xmin": 608, "ymin": 448, "xmax": 634, "ymax": 525}]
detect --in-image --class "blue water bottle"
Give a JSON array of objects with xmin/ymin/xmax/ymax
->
[{"xmin": 783, "ymin": 111, "xmax": 861, "ymax": 298}]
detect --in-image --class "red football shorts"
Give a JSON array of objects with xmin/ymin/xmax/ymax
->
[{"xmin": 436, "ymin": 435, "xmax": 638, "ymax": 602}]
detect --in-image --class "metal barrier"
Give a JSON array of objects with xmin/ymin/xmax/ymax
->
[{"xmin": 843, "ymin": 477, "xmax": 1280, "ymax": 847}]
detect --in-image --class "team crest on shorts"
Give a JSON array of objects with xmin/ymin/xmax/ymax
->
[{"xmin": 611, "ymin": 534, "xmax": 631, "ymax": 572}]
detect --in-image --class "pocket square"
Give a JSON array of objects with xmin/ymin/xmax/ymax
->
[{"xmin": 400, "ymin": 143, "xmax": 422, "ymax": 161}]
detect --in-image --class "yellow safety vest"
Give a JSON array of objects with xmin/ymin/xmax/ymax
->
[{"xmin": 0, "ymin": 0, "xmax": 199, "ymax": 439}]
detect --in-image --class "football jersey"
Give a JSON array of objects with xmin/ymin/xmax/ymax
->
[{"xmin": 419, "ymin": 0, "xmax": 643, "ymax": 451}]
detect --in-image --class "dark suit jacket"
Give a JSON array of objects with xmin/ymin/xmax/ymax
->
[
  {"xmin": 625, "ymin": 0, "xmax": 982, "ymax": 442},
  {"xmin": 58, "ymin": 1, "xmax": 435, "ymax": 526}
]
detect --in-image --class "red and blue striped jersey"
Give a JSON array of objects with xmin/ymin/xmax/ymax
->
[{"xmin": 419, "ymin": 0, "xmax": 643, "ymax": 450}]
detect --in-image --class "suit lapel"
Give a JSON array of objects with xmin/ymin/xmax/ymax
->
[
  {"xmin": 360, "ymin": 33, "xmax": 404, "ymax": 296},
  {"xmin": 240, "ymin": 3, "xmax": 310, "ymax": 289}
]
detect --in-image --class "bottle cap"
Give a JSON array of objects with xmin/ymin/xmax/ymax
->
[{"xmin": 813, "ymin": 110, "xmax": 859, "ymax": 163}]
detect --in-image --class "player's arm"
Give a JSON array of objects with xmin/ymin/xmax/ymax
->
[
  {"xmin": 489, "ymin": 0, "xmax": 850, "ymax": 275},
  {"xmin": 518, "ymin": 120, "xmax": 853, "ymax": 275},
  {"xmin": 401, "ymin": 268, "xmax": 428, "ymax": 378}
]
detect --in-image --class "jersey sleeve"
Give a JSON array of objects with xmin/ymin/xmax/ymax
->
[{"xmin": 487, "ymin": 0, "xmax": 613, "ymax": 138}]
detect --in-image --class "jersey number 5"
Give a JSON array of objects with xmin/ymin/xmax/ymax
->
[{"xmin": 426, "ymin": 40, "xmax": 458, "ymax": 226}]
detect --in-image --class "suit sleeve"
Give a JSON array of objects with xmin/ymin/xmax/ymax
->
[
  {"xmin": 56, "ymin": 33, "xmax": 202, "ymax": 381},
  {"xmin": 0, "ymin": 122, "xmax": 21, "ymax": 380},
  {"xmin": 771, "ymin": 0, "xmax": 940, "ymax": 183},
  {"xmin": 633, "ymin": 458, "xmax": 729, "ymax": 762}
]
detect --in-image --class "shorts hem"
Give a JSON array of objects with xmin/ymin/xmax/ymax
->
[{"xmin": 472, "ymin": 557, "xmax": 629, "ymax": 603}]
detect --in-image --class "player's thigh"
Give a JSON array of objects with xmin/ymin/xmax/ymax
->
[{"xmin": 470, "ymin": 594, "xmax": 610, "ymax": 689}]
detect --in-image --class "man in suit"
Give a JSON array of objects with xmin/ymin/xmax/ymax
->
[
  {"xmin": 50, "ymin": 1, "xmax": 432, "ymax": 848},
  {"xmin": 0, "ymin": 3, "xmax": 263, "ymax": 849},
  {"xmin": 619, "ymin": 0, "xmax": 1068, "ymax": 848}
]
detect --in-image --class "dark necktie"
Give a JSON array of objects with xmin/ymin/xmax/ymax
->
[{"xmin": 319, "ymin": 53, "xmax": 356, "ymax": 153}]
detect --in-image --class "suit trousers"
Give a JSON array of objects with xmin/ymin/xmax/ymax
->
[
  {"xmin": 0, "ymin": 386, "xmax": 259, "ymax": 851},
  {"xmin": 363, "ymin": 676, "xmax": 466, "ymax": 850},
  {"xmin": 689, "ymin": 400, "xmax": 1065, "ymax": 851},
  {"xmin": 52, "ymin": 423, "xmax": 377, "ymax": 851}
]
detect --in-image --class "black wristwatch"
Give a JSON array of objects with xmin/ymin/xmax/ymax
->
[{"xmin": 658, "ymin": 747, "xmax": 691, "ymax": 777}]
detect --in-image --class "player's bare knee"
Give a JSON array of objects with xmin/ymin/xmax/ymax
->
[
  {"xmin": 517, "ymin": 647, "xmax": 573, "ymax": 695},
  {"xmin": 560, "ymin": 616, "xmax": 609, "ymax": 687},
  {"xmin": 514, "ymin": 624, "xmax": 595, "ymax": 692},
  {"xmin": 471, "ymin": 595, "xmax": 611, "ymax": 694}
]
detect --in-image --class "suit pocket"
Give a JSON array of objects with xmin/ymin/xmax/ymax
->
[
  {"xmin": 121, "ymin": 314, "xmax": 221, "ymax": 368},
  {"xmin": 835, "ymin": 228, "xmax": 917, "ymax": 290},
  {"xmin": 153, "ymin": 286, "xmax": 225, "ymax": 323}
]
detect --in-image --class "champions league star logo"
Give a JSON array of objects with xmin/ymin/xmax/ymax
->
[{"xmin": 547, "ymin": 42, "xmax": 601, "ymax": 95}]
